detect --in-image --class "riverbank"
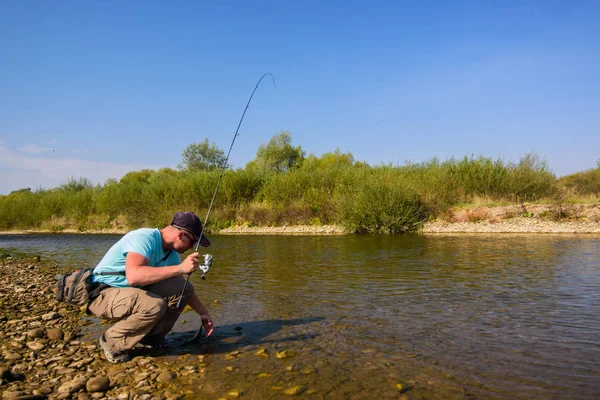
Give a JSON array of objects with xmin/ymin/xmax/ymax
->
[
  {"xmin": 1, "ymin": 203, "xmax": 599, "ymax": 235},
  {"xmin": 220, "ymin": 203, "xmax": 600, "ymax": 234},
  {"xmin": 422, "ymin": 203, "xmax": 600, "ymax": 233},
  {"xmin": 0, "ymin": 255, "xmax": 211, "ymax": 399}
]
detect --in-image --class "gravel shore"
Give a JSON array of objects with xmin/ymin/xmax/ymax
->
[
  {"xmin": 1, "ymin": 203, "xmax": 599, "ymax": 236},
  {"xmin": 422, "ymin": 203, "xmax": 600, "ymax": 234},
  {"xmin": 0, "ymin": 255, "xmax": 210, "ymax": 400},
  {"xmin": 220, "ymin": 203, "xmax": 600, "ymax": 235}
]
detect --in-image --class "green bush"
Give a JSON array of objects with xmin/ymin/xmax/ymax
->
[
  {"xmin": 0, "ymin": 151, "xmax": 568, "ymax": 234},
  {"xmin": 338, "ymin": 174, "xmax": 426, "ymax": 234},
  {"xmin": 558, "ymin": 168, "xmax": 600, "ymax": 196}
]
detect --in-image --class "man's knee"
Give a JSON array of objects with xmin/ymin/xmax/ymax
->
[
  {"xmin": 164, "ymin": 276, "xmax": 195, "ymax": 297},
  {"xmin": 183, "ymin": 280, "xmax": 195, "ymax": 297},
  {"xmin": 139, "ymin": 295, "xmax": 167, "ymax": 320}
]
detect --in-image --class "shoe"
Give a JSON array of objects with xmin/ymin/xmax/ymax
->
[{"xmin": 99, "ymin": 334, "xmax": 130, "ymax": 364}]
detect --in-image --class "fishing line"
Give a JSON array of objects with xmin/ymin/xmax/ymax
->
[{"xmin": 176, "ymin": 73, "xmax": 276, "ymax": 315}]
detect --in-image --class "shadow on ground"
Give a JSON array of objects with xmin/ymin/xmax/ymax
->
[{"xmin": 84, "ymin": 316, "xmax": 324, "ymax": 358}]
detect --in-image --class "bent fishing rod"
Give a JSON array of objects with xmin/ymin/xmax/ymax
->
[{"xmin": 176, "ymin": 72, "xmax": 276, "ymax": 311}]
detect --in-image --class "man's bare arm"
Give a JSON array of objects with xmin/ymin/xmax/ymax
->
[{"xmin": 125, "ymin": 252, "xmax": 200, "ymax": 286}]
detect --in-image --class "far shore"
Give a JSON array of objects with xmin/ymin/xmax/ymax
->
[
  {"xmin": 1, "ymin": 203, "xmax": 599, "ymax": 236},
  {"xmin": 1, "ymin": 222, "xmax": 599, "ymax": 236}
]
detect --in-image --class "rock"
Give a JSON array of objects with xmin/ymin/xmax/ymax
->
[
  {"xmin": 57, "ymin": 375, "xmax": 87, "ymax": 394},
  {"xmin": 135, "ymin": 379, "xmax": 151, "ymax": 389},
  {"xmin": 56, "ymin": 367, "xmax": 77, "ymax": 375},
  {"xmin": 3, "ymin": 352, "xmax": 22, "ymax": 361},
  {"xmin": 134, "ymin": 372, "xmax": 151, "ymax": 382},
  {"xmin": 41, "ymin": 312, "xmax": 60, "ymax": 321},
  {"xmin": 26, "ymin": 328, "xmax": 45, "ymax": 339},
  {"xmin": 275, "ymin": 350, "xmax": 297, "ymax": 359},
  {"xmin": 26, "ymin": 341, "xmax": 46, "ymax": 351},
  {"xmin": 255, "ymin": 348, "xmax": 269, "ymax": 358},
  {"xmin": 1, "ymin": 391, "xmax": 25, "ymax": 399},
  {"xmin": 156, "ymin": 370, "xmax": 177, "ymax": 382},
  {"xmin": 283, "ymin": 385, "xmax": 307, "ymax": 396},
  {"xmin": 47, "ymin": 328, "xmax": 64, "ymax": 340},
  {"xmin": 302, "ymin": 367, "xmax": 317, "ymax": 375},
  {"xmin": 396, "ymin": 383, "xmax": 412, "ymax": 393},
  {"xmin": 64, "ymin": 331, "xmax": 76, "ymax": 342},
  {"xmin": 38, "ymin": 386, "xmax": 53, "ymax": 395},
  {"xmin": 86, "ymin": 375, "xmax": 110, "ymax": 392}
]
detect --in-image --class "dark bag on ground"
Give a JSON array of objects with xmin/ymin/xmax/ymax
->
[{"xmin": 55, "ymin": 268, "xmax": 98, "ymax": 305}]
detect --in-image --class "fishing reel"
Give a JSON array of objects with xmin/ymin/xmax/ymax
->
[{"xmin": 199, "ymin": 254, "xmax": 213, "ymax": 280}]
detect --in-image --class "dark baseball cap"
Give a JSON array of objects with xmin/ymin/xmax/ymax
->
[{"xmin": 170, "ymin": 211, "xmax": 210, "ymax": 247}]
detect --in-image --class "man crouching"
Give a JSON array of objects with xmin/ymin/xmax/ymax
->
[{"xmin": 89, "ymin": 211, "xmax": 214, "ymax": 363}]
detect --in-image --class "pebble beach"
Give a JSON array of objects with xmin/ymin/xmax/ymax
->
[{"xmin": 0, "ymin": 256, "xmax": 210, "ymax": 400}]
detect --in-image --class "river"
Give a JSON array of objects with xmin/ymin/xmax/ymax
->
[{"xmin": 1, "ymin": 233, "xmax": 599, "ymax": 399}]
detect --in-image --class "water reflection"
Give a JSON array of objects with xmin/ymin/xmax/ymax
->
[{"xmin": 1, "ymin": 233, "xmax": 599, "ymax": 399}]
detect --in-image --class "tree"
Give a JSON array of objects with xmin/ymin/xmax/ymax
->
[
  {"xmin": 120, "ymin": 169, "xmax": 155, "ymax": 184},
  {"xmin": 179, "ymin": 139, "xmax": 227, "ymax": 171},
  {"xmin": 60, "ymin": 177, "xmax": 94, "ymax": 192},
  {"xmin": 247, "ymin": 131, "xmax": 305, "ymax": 173},
  {"xmin": 302, "ymin": 149, "xmax": 354, "ymax": 170}
]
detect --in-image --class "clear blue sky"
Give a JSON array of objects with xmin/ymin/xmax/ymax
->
[{"xmin": 1, "ymin": 0, "xmax": 599, "ymax": 194}]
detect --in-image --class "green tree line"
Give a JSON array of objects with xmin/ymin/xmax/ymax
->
[{"xmin": 1, "ymin": 132, "xmax": 598, "ymax": 234}]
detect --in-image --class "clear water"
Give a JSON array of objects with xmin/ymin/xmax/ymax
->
[{"xmin": 1, "ymin": 233, "xmax": 599, "ymax": 399}]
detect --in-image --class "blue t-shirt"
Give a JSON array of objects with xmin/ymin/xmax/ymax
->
[{"xmin": 92, "ymin": 228, "xmax": 181, "ymax": 287}]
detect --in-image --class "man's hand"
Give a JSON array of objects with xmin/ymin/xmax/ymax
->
[
  {"xmin": 201, "ymin": 314, "xmax": 214, "ymax": 337},
  {"xmin": 180, "ymin": 252, "xmax": 200, "ymax": 274}
]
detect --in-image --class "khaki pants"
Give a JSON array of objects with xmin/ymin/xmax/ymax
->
[{"xmin": 88, "ymin": 277, "xmax": 194, "ymax": 354}]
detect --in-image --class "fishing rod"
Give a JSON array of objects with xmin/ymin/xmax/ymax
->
[{"xmin": 176, "ymin": 73, "xmax": 276, "ymax": 312}]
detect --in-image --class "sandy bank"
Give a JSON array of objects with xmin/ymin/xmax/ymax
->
[{"xmin": 219, "ymin": 203, "xmax": 600, "ymax": 234}]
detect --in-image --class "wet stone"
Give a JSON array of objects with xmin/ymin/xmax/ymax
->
[
  {"xmin": 255, "ymin": 348, "xmax": 269, "ymax": 358},
  {"xmin": 157, "ymin": 370, "xmax": 177, "ymax": 382},
  {"xmin": 275, "ymin": 350, "xmax": 297, "ymax": 359},
  {"xmin": 283, "ymin": 385, "xmax": 307, "ymax": 396},
  {"xmin": 134, "ymin": 372, "xmax": 151, "ymax": 382}
]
